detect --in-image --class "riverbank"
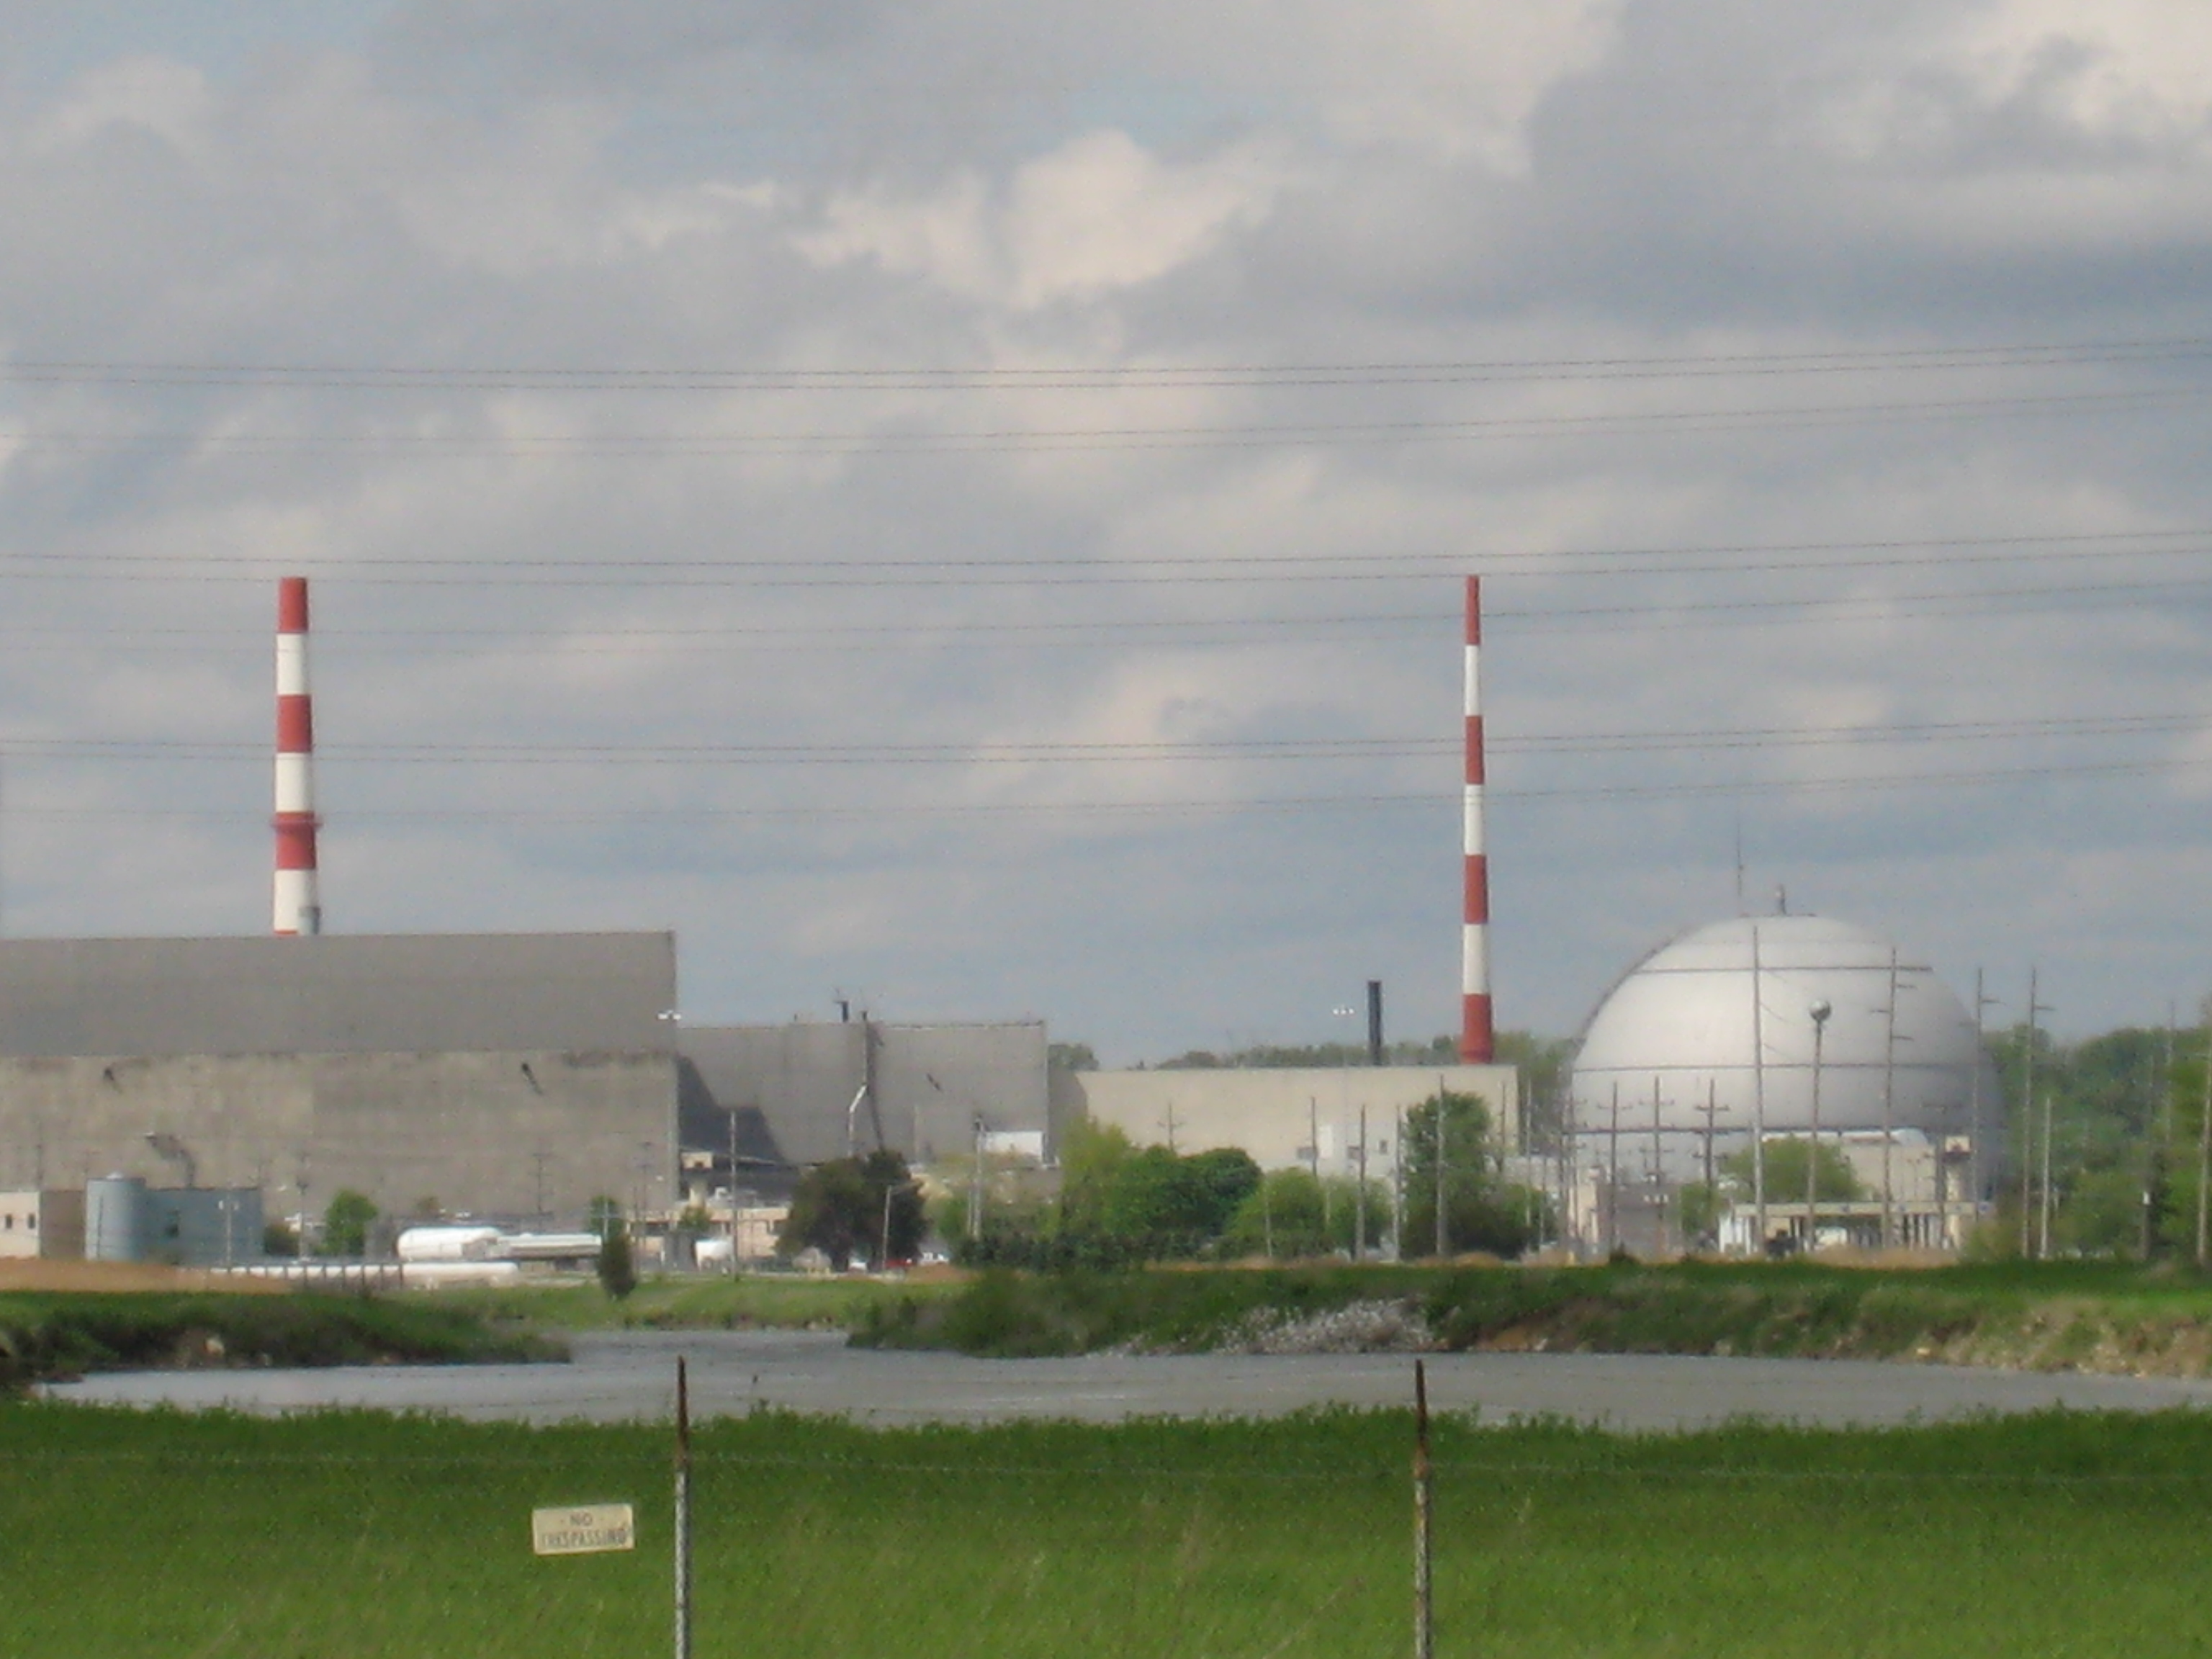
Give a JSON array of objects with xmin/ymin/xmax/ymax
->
[
  {"xmin": 0, "ymin": 1290, "xmax": 559, "ymax": 1389},
  {"xmin": 852, "ymin": 1259, "xmax": 2212, "ymax": 1376}
]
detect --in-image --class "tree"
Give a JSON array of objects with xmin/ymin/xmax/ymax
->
[
  {"xmin": 778, "ymin": 1151, "xmax": 925, "ymax": 1270},
  {"xmin": 1056, "ymin": 1119, "xmax": 1136, "ymax": 1237},
  {"xmin": 1048, "ymin": 1041, "xmax": 1100, "ymax": 1072},
  {"xmin": 1721, "ymin": 1138, "xmax": 1862, "ymax": 1203},
  {"xmin": 1099, "ymin": 1145, "xmax": 1260, "ymax": 1256},
  {"xmin": 597, "ymin": 1226, "xmax": 637, "ymax": 1299},
  {"xmin": 318, "ymin": 1189, "xmax": 377, "ymax": 1257},
  {"xmin": 1676, "ymin": 1182, "xmax": 1726, "ymax": 1246},
  {"xmin": 1222, "ymin": 1169, "xmax": 1390, "ymax": 1259},
  {"xmin": 1401, "ymin": 1089, "xmax": 1534, "ymax": 1256},
  {"xmin": 587, "ymin": 1195, "xmax": 624, "ymax": 1240}
]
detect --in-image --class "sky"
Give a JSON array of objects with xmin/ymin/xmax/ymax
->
[{"xmin": 0, "ymin": 1, "xmax": 2208, "ymax": 1062}]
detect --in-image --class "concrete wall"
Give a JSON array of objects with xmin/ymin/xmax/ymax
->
[
  {"xmin": 678, "ymin": 1020, "xmax": 1051, "ymax": 1175},
  {"xmin": 0, "ymin": 1050, "xmax": 678, "ymax": 1227},
  {"xmin": 1064, "ymin": 1066, "xmax": 1522, "ymax": 1175},
  {"xmin": 0, "ymin": 932, "xmax": 677, "ymax": 1057}
]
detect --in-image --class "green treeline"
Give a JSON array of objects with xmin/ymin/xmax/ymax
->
[{"xmin": 945, "ymin": 1090, "xmax": 1550, "ymax": 1269}]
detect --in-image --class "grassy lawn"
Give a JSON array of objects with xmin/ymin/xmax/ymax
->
[{"xmin": 6, "ymin": 1400, "xmax": 2212, "ymax": 1656}]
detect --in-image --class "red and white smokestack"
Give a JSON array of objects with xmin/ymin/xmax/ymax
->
[
  {"xmin": 1460, "ymin": 575, "xmax": 1493, "ymax": 1064},
  {"xmin": 273, "ymin": 576, "xmax": 322, "ymax": 936}
]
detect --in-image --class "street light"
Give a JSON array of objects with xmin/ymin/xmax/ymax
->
[
  {"xmin": 1333, "ymin": 1005, "xmax": 1362, "ymax": 1257},
  {"xmin": 1807, "ymin": 999, "xmax": 1832, "ymax": 1253}
]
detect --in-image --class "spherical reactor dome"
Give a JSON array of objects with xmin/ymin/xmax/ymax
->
[{"xmin": 1569, "ymin": 914, "xmax": 2000, "ymax": 1183}]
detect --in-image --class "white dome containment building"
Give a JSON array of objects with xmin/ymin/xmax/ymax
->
[{"xmin": 1568, "ymin": 914, "xmax": 2001, "ymax": 1253}]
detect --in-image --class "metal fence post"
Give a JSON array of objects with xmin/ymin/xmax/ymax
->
[
  {"xmin": 1414, "ymin": 1359, "xmax": 1433, "ymax": 1659},
  {"xmin": 675, "ymin": 1357, "xmax": 692, "ymax": 1659}
]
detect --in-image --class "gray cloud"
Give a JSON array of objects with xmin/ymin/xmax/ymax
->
[{"xmin": 0, "ymin": 3, "xmax": 2208, "ymax": 1060}]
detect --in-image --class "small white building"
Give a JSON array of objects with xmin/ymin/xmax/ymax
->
[{"xmin": 0, "ymin": 1189, "xmax": 86, "ymax": 1259}]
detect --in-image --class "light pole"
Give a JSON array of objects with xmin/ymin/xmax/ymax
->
[
  {"xmin": 1334, "ymin": 1004, "xmax": 1358, "ymax": 1256},
  {"xmin": 1807, "ymin": 999, "xmax": 1832, "ymax": 1254}
]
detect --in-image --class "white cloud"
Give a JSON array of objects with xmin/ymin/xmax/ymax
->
[
  {"xmin": 35, "ymin": 55, "xmax": 216, "ymax": 160},
  {"xmin": 797, "ymin": 129, "xmax": 1292, "ymax": 310}
]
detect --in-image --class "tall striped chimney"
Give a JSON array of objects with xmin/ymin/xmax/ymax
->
[
  {"xmin": 1460, "ymin": 575, "xmax": 1492, "ymax": 1063},
  {"xmin": 273, "ymin": 576, "xmax": 322, "ymax": 936}
]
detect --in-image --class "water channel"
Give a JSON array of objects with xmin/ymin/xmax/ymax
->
[{"xmin": 45, "ymin": 1330, "xmax": 2212, "ymax": 1429}]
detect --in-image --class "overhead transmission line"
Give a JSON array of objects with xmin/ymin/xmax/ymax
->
[
  {"xmin": 1, "ymin": 755, "xmax": 2198, "ymax": 827},
  {"xmin": 7, "ymin": 336, "xmax": 2212, "ymax": 391},
  {"xmin": 5, "ymin": 527, "xmax": 2212, "ymax": 590},
  {"xmin": 3, "ymin": 714, "xmax": 2191, "ymax": 767},
  {"xmin": 0, "ymin": 385, "xmax": 2199, "ymax": 457}
]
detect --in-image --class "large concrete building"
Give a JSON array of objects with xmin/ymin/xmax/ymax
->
[
  {"xmin": 0, "ymin": 932, "xmax": 682, "ymax": 1228},
  {"xmin": 679, "ymin": 1019, "xmax": 1053, "ymax": 1193}
]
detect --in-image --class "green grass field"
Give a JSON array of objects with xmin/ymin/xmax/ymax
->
[{"xmin": 8, "ymin": 1400, "xmax": 2212, "ymax": 1656}]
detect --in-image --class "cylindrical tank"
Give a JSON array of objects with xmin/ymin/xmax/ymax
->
[
  {"xmin": 395, "ymin": 1225, "xmax": 504, "ymax": 1263},
  {"xmin": 86, "ymin": 1174, "xmax": 148, "ymax": 1262}
]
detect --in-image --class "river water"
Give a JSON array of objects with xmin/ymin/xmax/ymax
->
[{"xmin": 42, "ymin": 1331, "xmax": 2212, "ymax": 1429}]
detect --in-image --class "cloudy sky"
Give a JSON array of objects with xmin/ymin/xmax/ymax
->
[{"xmin": 1, "ymin": 1, "xmax": 2208, "ymax": 1061}]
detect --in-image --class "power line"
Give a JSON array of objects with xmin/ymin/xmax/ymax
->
[
  {"xmin": 0, "ymin": 384, "xmax": 2198, "ymax": 457},
  {"xmin": 0, "ymin": 756, "xmax": 2195, "ymax": 823},
  {"xmin": 0, "ymin": 714, "xmax": 2190, "ymax": 766},
  {"xmin": 7, "ymin": 336, "xmax": 2211, "ymax": 391}
]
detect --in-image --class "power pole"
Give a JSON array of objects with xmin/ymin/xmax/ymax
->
[
  {"xmin": 968, "ymin": 1115, "xmax": 986, "ymax": 1244},
  {"xmin": 1880, "ymin": 948, "xmax": 1899, "ymax": 1251},
  {"xmin": 2196, "ymin": 1008, "xmax": 2212, "ymax": 1269},
  {"xmin": 1694, "ymin": 1082, "xmax": 1725, "ymax": 1249},
  {"xmin": 1434, "ymin": 1093, "xmax": 1449, "ymax": 1259},
  {"xmin": 1344, "ymin": 1110, "xmax": 1362, "ymax": 1265},
  {"xmin": 1750, "ymin": 923, "xmax": 1768, "ymax": 1254},
  {"xmin": 2029, "ymin": 973, "xmax": 2056, "ymax": 1259},
  {"xmin": 1649, "ymin": 1075, "xmax": 1668, "ymax": 1256},
  {"xmin": 1606, "ymin": 1083, "xmax": 1622, "ymax": 1255}
]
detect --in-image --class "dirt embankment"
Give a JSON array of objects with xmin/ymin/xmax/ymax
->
[{"xmin": 0, "ymin": 1261, "xmax": 290, "ymax": 1295}]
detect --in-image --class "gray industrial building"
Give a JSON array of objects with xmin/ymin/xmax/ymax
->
[
  {"xmin": 0, "ymin": 932, "xmax": 1064, "ymax": 1236},
  {"xmin": 679, "ymin": 1019, "xmax": 1055, "ymax": 1195},
  {"xmin": 0, "ymin": 932, "xmax": 682, "ymax": 1231}
]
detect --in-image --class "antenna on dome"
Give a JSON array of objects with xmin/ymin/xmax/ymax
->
[{"xmin": 1774, "ymin": 884, "xmax": 1788, "ymax": 917}]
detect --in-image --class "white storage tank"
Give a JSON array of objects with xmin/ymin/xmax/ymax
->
[
  {"xmin": 395, "ymin": 1225, "xmax": 505, "ymax": 1263},
  {"xmin": 86, "ymin": 1174, "xmax": 147, "ymax": 1262}
]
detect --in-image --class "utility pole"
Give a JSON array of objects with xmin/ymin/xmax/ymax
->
[
  {"xmin": 1391, "ymin": 1106, "xmax": 1406, "ymax": 1263},
  {"xmin": 1606, "ymin": 1082, "xmax": 1622, "ymax": 1255},
  {"xmin": 1434, "ymin": 1092, "xmax": 1449, "ymax": 1259},
  {"xmin": 2031, "ymin": 973, "xmax": 2056, "ymax": 1259},
  {"xmin": 1354, "ymin": 1106, "xmax": 1369, "ymax": 1260},
  {"xmin": 1649, "ymin": 1075, "xmax": 1668, "ymax": 1256},
  {"xmin": 968, "ymin": 1115, "xmax": 985, "ymax": 1244},
  {"xmin": 1161, "ymin": 1101, "xmax": 1179, "ymax": 1156},
  {"xmin": 1750, "ymin": 923, "xmax": 1768, "ymax": 1254},
  {"xmin": 1807, "ymin": 1000, "xmax": 1832, "ymax": 1254},
  {"xmin": 2019, "ymin": 969, "xmax": 2049, "ymax": 1257},
  {"xmin": 1694, "ymin": 1083, "xmax": 1725, "ymax": 1249},
  {"xmin": 1879, "ymin": 948, "xmax": 1900, "ymax": 1251},
  {"xmin": 2196, "ymin": 1005, "xmax": 2212, "ymax": 1269},
  {"xmin": 1964, "ymin": 969, "xmax": 1997, "ymax": 1249}
]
